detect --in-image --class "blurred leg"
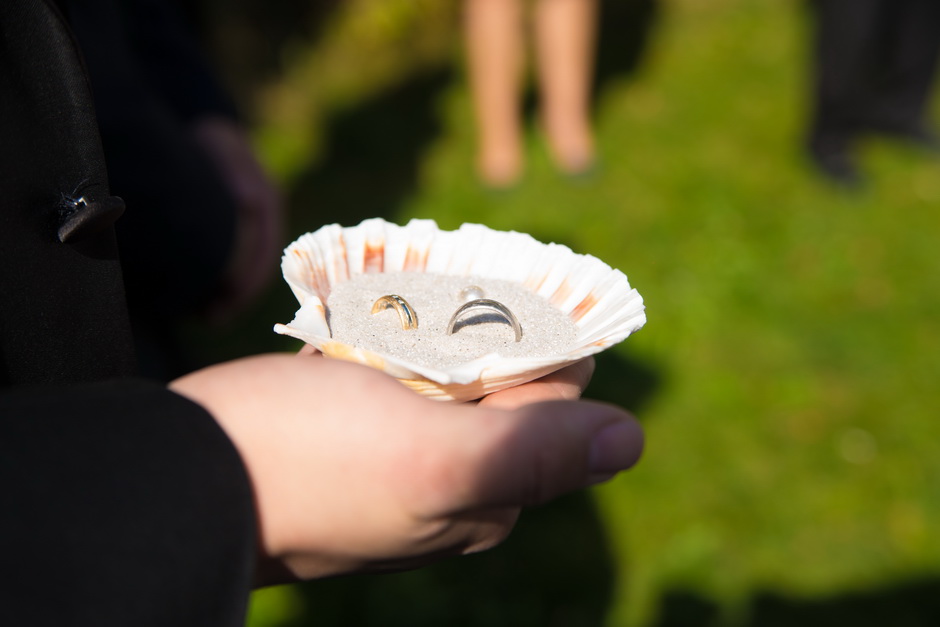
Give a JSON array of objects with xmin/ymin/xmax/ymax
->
[
  {"xmin": 867, "ymin": 0, "xmax": 940, "ymax": 143},
  {"xmin": 464, "ymin": 0, "xmax": 525, "ymax": 187},
  {"xmin": 809, "ymin": 0, "xmax": 882, "ymax": 141},
  {"xmin": 534, "ymin": 0, "xmax": 598, "ymax": 174},
  {"xmin": 806, "ymin": 0, "xmax": 882, "ymax": 185}
]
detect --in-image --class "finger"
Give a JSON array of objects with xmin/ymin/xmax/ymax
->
[
  {"xmin": 418, "ymin": 400, "xmax": 643, "ymax": 516},
  {"xmin": 478, "ymin": 357, "xmax": 595, "ymax": 410},
  {"xmin": 367, "ymin": 507, "xmax": 522, "ymax": 572},
  {"xmin": 296, "ymin": 344, "xmax": 321, "ymax": 357}
]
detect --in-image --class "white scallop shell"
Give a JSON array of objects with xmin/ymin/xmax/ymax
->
[{"xmin": 274, "ymin": 218, "xmax": 646, "ymax": 401}]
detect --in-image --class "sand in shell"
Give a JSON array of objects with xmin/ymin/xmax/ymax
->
[{"xmin": 327, "ymin": 272, "xmax": 578, "ymax": 371}]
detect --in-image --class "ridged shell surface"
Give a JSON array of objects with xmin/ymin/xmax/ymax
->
[{"xmin": 274, "ymin": 218, "xmax": 646, "ymax": 401}]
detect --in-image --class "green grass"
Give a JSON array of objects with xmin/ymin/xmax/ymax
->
[{"xmin": 206, "ymin": 0, "xmax": 940, "ymax": 624}]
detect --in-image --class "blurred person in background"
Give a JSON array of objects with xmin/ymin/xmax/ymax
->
[
  {"xmin": 806, "ymin": 0, "xmax": 940, "ymax": 186},
  {"xmin": 60, "ymin": 0, "xmax": 284, "ymax": 378},
  {"xmin": 464, "ymin": 0, "xmax": 599, "ymax": 187}
]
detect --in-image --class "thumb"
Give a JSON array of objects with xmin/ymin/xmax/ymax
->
[{"xmin": 444, "ymin": 401, "xmax": 644, "ymax": 512}]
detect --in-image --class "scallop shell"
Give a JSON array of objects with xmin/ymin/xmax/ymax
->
[{"xmin": 273, "ymin": 218, "xmax": 646, "ymax": 401}]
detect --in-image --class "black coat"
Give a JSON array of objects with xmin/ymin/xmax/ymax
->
[{"xmin": 0, "ymin": 1, "xmax": 257, "ymax": 624}]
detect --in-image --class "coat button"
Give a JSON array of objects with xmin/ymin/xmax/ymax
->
[{"xmin": 57, "ymin": 195, "xmax": 126, "ymax": 243}]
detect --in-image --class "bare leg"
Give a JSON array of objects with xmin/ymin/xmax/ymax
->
[
  {"xmin": 534, "ymin": 0, "xmax": 598, "ymax": 174},
  {"xmin": 464, "ymin": 0, "xmax": 525, "ymax": 186}
]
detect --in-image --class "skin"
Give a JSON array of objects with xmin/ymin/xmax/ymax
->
[
  {"xmin": 464, "ymin": 0, "xmax": 525, "ymax": 186},
  {"xmin": 169, "ymin": 353, "xmax": 643, "ymax": 586},
  {"xmin": 463, "ymin": 0, "xmax": 598, "ymax": 186},
  {"xmin": 534, "ymin": 0, "xmax": 598, "ymax": 174}
]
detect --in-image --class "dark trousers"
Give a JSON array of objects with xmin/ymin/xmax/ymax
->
[{"xmin": 809, "ymin": 0, "xmax": 940, "ymax": 143}]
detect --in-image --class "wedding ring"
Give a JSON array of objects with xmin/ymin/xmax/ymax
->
[
  {"xmin": 371, "ymin": 294, "xmax": 418, "ymax": 330},
  {"xmin": 447, "ymin": 298, "xmax": 523, "ymax": 342}
]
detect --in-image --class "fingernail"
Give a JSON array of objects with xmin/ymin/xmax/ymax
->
[{"xmin": 589, "ymin": 421, "xmax": 642, "ymax": 475}]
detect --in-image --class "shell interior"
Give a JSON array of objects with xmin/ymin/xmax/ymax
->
[{"xmin": 274, "ymin": 218, "xmax": 646, "ymax": 401}]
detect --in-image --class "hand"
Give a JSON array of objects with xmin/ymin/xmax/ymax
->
[
  {"xmin": 190, "ymin": 116, "xmax": 284, "ymax": 323},
  {"xmin": 169, "ymin": 354, "xmax": 643, "ymax": 586},
  {"xmin": 477, "ymin": 357, "xmax": 596, "ymax": 409}
]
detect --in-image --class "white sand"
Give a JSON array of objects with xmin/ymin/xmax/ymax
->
[{"xmin": 327, "ymin": 272, "xmax": 577, "ymax": 370}]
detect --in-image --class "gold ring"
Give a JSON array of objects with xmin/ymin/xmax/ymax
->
[
  {"xmin": 371, "ymin": 294, "xmax": 418, "ymax": 330},
  {"xmin": 447, "ymin": 298, "xmax": 522, "ymax": 342}
]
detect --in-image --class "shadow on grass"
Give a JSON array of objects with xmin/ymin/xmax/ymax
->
[
  {"xmin": 594, "ymin": 0, "xmax": 661, "ymax": 100},
  {"xmin": 286, "ymin": 66, "xmax": 454, "ymax": 231},
  {"xmin": 272, "ymin": 492, "xmax": 617, "ymax": 627},
  {"xmin": 184, "ymin": 0, "xmax": 343, "ymax": 105},
  {"xmin": 586, "ymin": 348, "xmax": 661, "ymax": 416},
  {"xmin": 654, "ymin": 578, "xmax": 940, "ymax": 626},
  {"xmin": 746, "ymin": 579, "xmax": 940, "ymax": 627}
]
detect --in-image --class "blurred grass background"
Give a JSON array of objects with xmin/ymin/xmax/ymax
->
[{"xmin": 182, "ymin": 0, "xmax": 940, "ymax": 624}]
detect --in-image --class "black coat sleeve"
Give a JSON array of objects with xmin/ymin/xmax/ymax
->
[
  {"xmin": 0, "ymin": 379, "xmax": 258, "ymax": 627},
  {"xmin": 1, "ymin": 4, "xmax": 259, "ymax": 624}
]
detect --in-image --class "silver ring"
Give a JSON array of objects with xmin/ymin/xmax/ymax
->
[
  {"xmin": 371, "ymin": 294, "xmax": 418, "ymax": 330},
  {"xmin": 447, "ymin": 298, "xmax": 522, "ymax": 342}
]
